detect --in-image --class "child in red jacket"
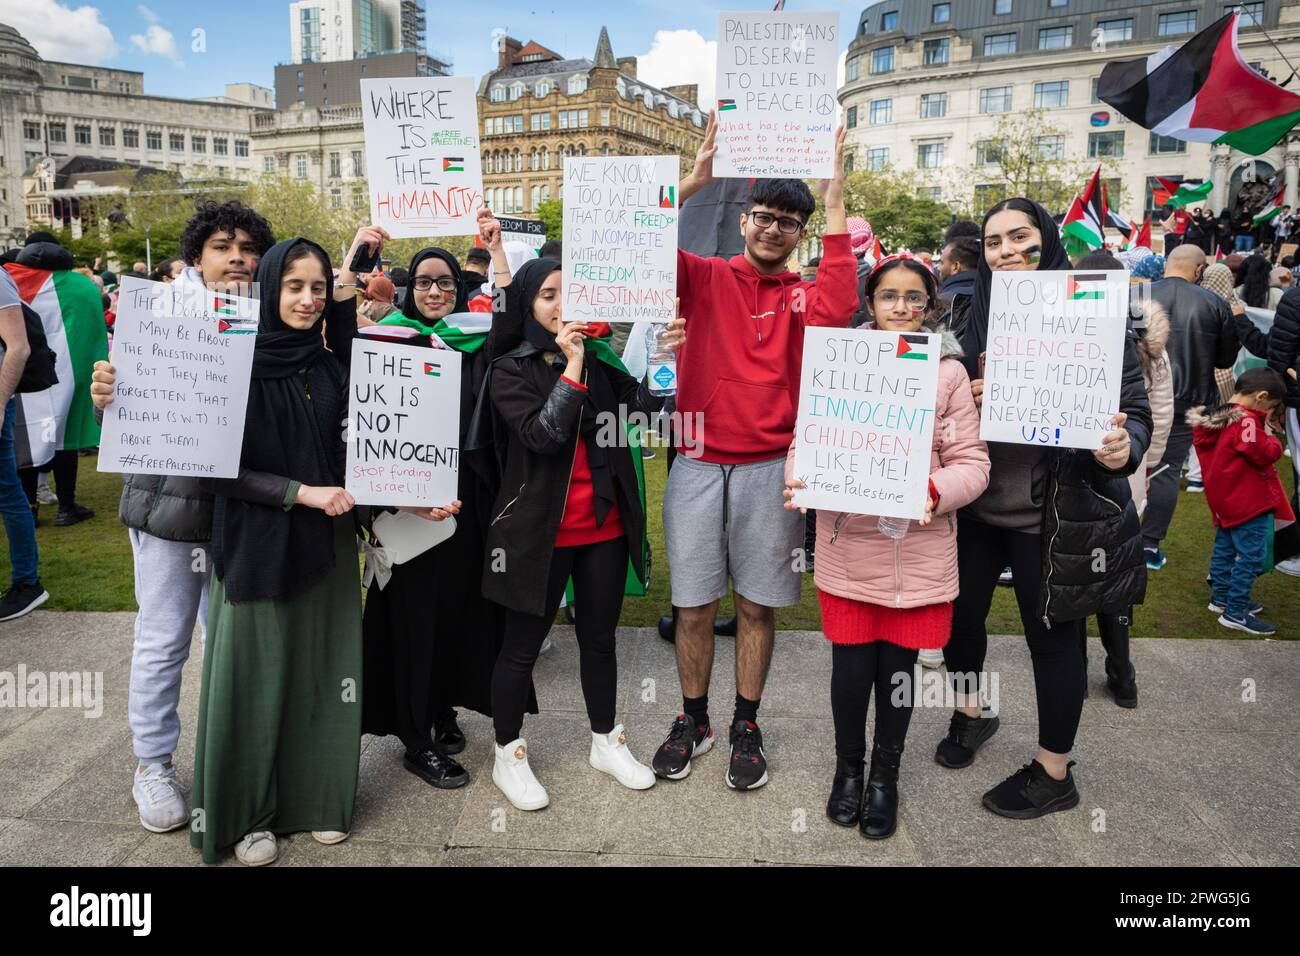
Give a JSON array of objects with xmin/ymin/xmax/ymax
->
[{"xmin": 1189, "ymin": 367, "xmax": 1294, "ymax": 635}]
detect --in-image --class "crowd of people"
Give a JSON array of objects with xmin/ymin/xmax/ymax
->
[
  {"xmin": 0, "ymin": 111, "xmax": 1295, "ymax": 864},
  {"xmin": 1165, "ymin": 204, "xmax": 1299, "ymax": 259}
]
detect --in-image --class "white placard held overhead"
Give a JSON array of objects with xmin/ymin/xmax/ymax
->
[
  {"xmin": 791, "ymin": 327, "xmax": 941, "ymax": 519},
  {"xmin": 345, "ymin": 339, "xmax": 461, "ymax": 507},
  {"xmin": 979, "ymin": 270, "xmax": 1129, "ymax": 450},
  {"xmin": 562, "ymin": 154, "xmax": 679, "ymax": 324},
  {"xmin": 497, "ymin": 216, "xmax": 547, "ymax": 251},
  {"xmin": 713, "ymin": 10, "xmax": 839, "ymax": 179},
  {"xmin": 360, "ymin": 75, "xmax": 484, "ymax": 238}
]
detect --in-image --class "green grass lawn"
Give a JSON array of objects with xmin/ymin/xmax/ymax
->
[{"xmin": 6, "ymin": 447, "xmax": 1296, "ymax": 640}]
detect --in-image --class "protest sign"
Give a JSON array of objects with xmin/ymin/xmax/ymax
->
[
  {"xmin": 346, "ymin": 339, "xmax": 461, "ymax": 506},
  {"xmin": 98, "ymin": 277, "xmax": 256, "ymax": 479},
  {"xmin": 562, "ymin": 154, "xmax": 678, "ymax": 323},
  {"xmin": 979, "ymin": 270, "xmax": 1128, "ymax": 450},
  {"xmin": 791, "ymin": 327, "xmax": 941, "ymax": 518},
  {"xmin": 360, "ymin": 75, "xmax": 483, "ymax": 238},
  {"xmin": 713, "ymin": 9, "xmax": 839, "ymax": 178},
  {"xmin": 497, "ymin": 216, "xmax": 547, "ymax": 251}
]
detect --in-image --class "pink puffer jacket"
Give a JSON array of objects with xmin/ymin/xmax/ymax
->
[{"xmin": 785, "ymin": 331, "xmax": 990, "ymax": 609}]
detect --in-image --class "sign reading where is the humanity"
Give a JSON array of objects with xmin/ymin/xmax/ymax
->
[
  {"xmin": 980, "ymin": 270, "xmax": 1128, "ymax": 450},
  {"xmin": 713, "ymin": 9, "xmax": 839, "ymax": 178},
  {"xmin": 562, "ymin": 154, "xmax": 679, "ymax": 323},
  {"xmin": 346, "ymin": 339, "xmax": 462, "ymax": 506},
  {"xmin": 361, "ymin": 75, "xmax": 484, "ymax": 238},
  {"xmin": 791, "ymin": 327, "xmax": 941, "ymax": 519}
]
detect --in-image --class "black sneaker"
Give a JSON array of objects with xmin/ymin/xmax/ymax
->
[
  {"xmin": 433, "ymin": 713, "xmax": 466, "ymax": 755},
  {"xmin": 934, "ymin": 711, "xmax": 1000, "ymax": 769},
  {"xmin": 0, "ymin": 581, "xmax": 50, "ymax": 622},
  {"xmin": 651, "ymin": 714, "xmax": 714, "ymax": 779},
  {"xmin": 403, "ymin": 747, "xmax": 468, "ymax": 789},
  {"xmin": 54, "ymin": 504, "xmax": 95, "ymax": 527},
  {"xmin": 726, "ymin": 718, "xmax": 768, "ymax": 790},
  {"xmin": 982, "ymin": 760, "xmax": 1079, "ymax": 819}
]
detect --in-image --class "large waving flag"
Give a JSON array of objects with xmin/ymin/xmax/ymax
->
[
  {"xmin": 1098, "ymin": 12, "xmax": 1300, "ymax": 156},
  {"xmin": 1252, "ymin": 181, "xmax": 1287, "ymax": 226},
  {"xmin": 1155, "ymin": 176, "xmax": 1214, "ymax": 209},
  {"xmin": 1126, "ymin": 216, "xmax": 1152, "ymax": 251},
  {"xmin": 1062, "ymin": 167, "xmax": 1106, "ymax": 254}
]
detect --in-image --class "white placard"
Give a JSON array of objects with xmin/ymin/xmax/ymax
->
[
  {"xmin": 497, "ymin": 216, "xmax": 547, "ymax": 250},
  {"xmin": 791, "ymin": 327, "xmax": 941, "ymax": 518},
  {"xmin": 562, "ymin": 155, "xmax": 679, "ymax": 323},
  {"xmin": 360, "ymin": 75, "xmax": 484, "ymax": 238},
  {"xmin": 713, "ymin": 10, "xmax": 839, "ymax": 178},
  {"xmin": 980, "ymin": 270, "xmax": 1128, "ymax": 450},
  {"xmin": 345, "ymin": 339, "xmax": 461, "ymax": 506},
  {"xmin": 97, "ymin": 277, "xmax": 256, "ymax": 478}
]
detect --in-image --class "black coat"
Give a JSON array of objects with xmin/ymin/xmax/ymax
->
[
  {"xmin": 1150, "ymin": 276, "xmax": 1265, "ymax": 408},
  {"xmin": 1270, "ymin": 286, "xmax": 1300, "ymax": 407}
]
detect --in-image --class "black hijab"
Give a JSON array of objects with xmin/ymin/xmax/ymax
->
[
  {"xmin": 401, "ymin": 247, "xmax": 470, "ymax": 322},
  {"xmin": 214, "ymin": 237, "xmax": 349, "ymax": 603},
  {"xmin": 962, "ymin": 197, "xmax": 1070, "ymax": 380}
]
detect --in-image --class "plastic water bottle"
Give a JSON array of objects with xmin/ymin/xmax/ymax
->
[
  {"xmin": 646, "ymin": 325, "xmax": 677, "ymax": 396},
  {"xmin": 877, "ymin": 515, "xmax": 910, "ymax": 539}
]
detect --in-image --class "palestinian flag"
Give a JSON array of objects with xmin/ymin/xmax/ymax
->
[
  {"xmin": 1215, "ymin": 248, "xmax": 1227, "ymax": 263},
  {"xmin": 379, "ymin": 310, "xmax": 492, "ymax": 353},
  {"xmin": 1155, "ymin": 176, "xmax": 1213, "ymax": 208},
  {"xmin": 1062, "ymin": 168, "xmax": 1106, "ymax": 252},
  {"xmin": 1067, "ymin": 274, "xmax": 1108, "ymax": 300},
  {"xmin": 212, "ymin": 292, "xmax": 238, "ymax": 315},
  {"xmin": 1126, "ymin": 216, "xmax": 1152, "ymax": 251},
  {"xmin": 442, "ymin": 157, "xmax": 465, "ymax": 172},
  {"xmin": 717, "ymin": 99, "xmax": 736, "ymax": 112},
  {"xmin": 896, "ymin": 333, "xmax": 930, "ymax": 360},
  {"xmin": 3, "ymin": 263, "xmax": 108, "ymax": 468},
  {"xmin": 1252, "ymin": 181, "xmax": 1286, "ymax": 226},
  {"xmin": 423, "ymin": 361, "xmax": 442, "ymax": 377},
  {"xmin": 1098, "ymin": 12, "xmax": 1300, "ymax": 156}
]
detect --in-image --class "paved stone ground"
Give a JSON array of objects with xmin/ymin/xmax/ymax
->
[{"xmin": 0, "ymin": 611, "xmax": 1296, "ymax": 866}]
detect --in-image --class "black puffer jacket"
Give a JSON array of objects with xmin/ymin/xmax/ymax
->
[
  {"xmin": 119, "ymin": 475, "xmax": 214, "ymax": 542},
  {"xmin": 1151, "ymin": 276, "xmax": 1264, "ymax": 407},
  {"xmin": 1270, "ymin": 286, "xmax": 1300, "ymax": 407}
]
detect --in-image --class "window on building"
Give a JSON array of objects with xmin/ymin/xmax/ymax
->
[
  {"xmin": 170, "ymin": 133, "xmax": 185, "ymax": 152},
  {"xmin": 869, "ymin": 98, "xmax": 892, "ymax": 124},
  {"xmin": 1097, "ymin": 18, "xmax": 1133, "ymax": 43},
  {"xmin": 192, "ymin": 134, "xmax": 208, "ymax": 153},
  {"xmin": 1035, "ymin": 135, "xmax": 1065, "ymax": 160},
  {"xmin": 933, "ymin": 3, "xmax": 951, "ymax": 23},
  {"xmin": 1034, "ymin": 80, "xmax": 1069, "ymax": 108},
  {"xmin": 600, "ymin": 108, "xmax": 610, "ymax": 125},
  {"xmin": 984, "ymin": 32, "xmax": 1017, "ymax": 56},
  {"xmin": 329, "ymin": 152, "xmax": 341, "ymax": 177},
  {"xmin": 579, "ymin": 109, "xmax": 589, "ymax": 127},
  {"xmin": 1232, "ymin": 3, "xmax": 1265, "ymax": 26},
  {"xmin": 881, "ymin": 10, "xmax": 899, "ymax": 30},
  {"xmin": 22, "ymin": 120, "xmax": 40, "ymax": 140},
  {"xmin": 924, "ymin": 38, "xmax": 950, "ymax": 66},
  {"xmin": 1049, "ymin": 0, "xmax": 1067, "ymax": 6},
  {"xmin": 846, "ymin": 105, "xmax": 858, "ymax": 129},
  {"xmin": 352, "ymin": 150, "xmax": 363, "ymax": 177},
  {"xmin": 994, "ymin": 0, "xmax": 1012, "ymax": 12},
  {"xmin": 49, "ymin": 123, "xmax": 66, "ymax": 144},
  {"xmin": 1158, "ymin": 11, "xmax": 1197, "ymax": 36},
  {"xmin": 235, "ymin": 139, "xmax": 248, "ymax": 158},
  {"xmin": 871, "ymin": 46, "xmax": 894, "ymax": 73},
  {"xmin": 535, "ymin": 81, "xmax": 550, "ymax": 97},
  {"xmin": 846, "ymin": 56, "xmax": 860, "ymax": 82},
  {"xmin": 975, "ymin": 183, "xmax": 1007, "ymax": 211},
  {"xmin": 866, "ymin": 147, "xmax": 889, "ymax": 171},
  {"xmin": 147, "ymin": 130, "xmax": 162, "ymax": 150},
  {"xmin": 844, "ymin": 152, "xmax": 855, "ymax": 173},
  {"xmin": 295, "ymin": 153, "xmax": 308, "ymax": 178},
  {"xmin": 491, "ymin": 85, "xmax": 506, "ymax": 102},
  {"xmin": 514, "ymin": 114, "xmax": 524, "ymax": 132},
  {"xmin": 509, "ymin": 82, "xmax": 524, "ymax": 100},
  {"xmin": 917, "ymin": 142, "xmax": 945, "ymax": 168},
  {"xmin": 263, "ymin": 156, "xmax": 275, "ymax": 172},
  {"xmin": 1149, "ymin": 132, "xmax": 1186, "ymax": 154},
  {"xmin": 979, "ymin": 86, "xmax": 1013, "ymax": 113},
  {"xmin": 329, "ymin": 188, "xmax": 342, "ymax": 209},
  {"xmin": 920, "ymin": 93, "xmax": 948, "ymax": 118},
  {"xmin": 567, "ymin": 75, "xmax": 587, "ymax": 94},
  {"xmin": 1088, "ymin": 131, "xmax": 1125, "ymax": 158},
  {"xmin": 542, "ymin": 148, "xmax": 550, "ymax": 170},
  {"xmin": 920, "ymin": 187, "xmax": 943, "ymax": 201},
  {"xmin": 1039, "ymin": 26, "xmax": 1073, "ymax": 49},
  {"xmin": 99, "ymin": 126, "xmax": 115, "ymax": 147},
  {"xmin": 975, "ymin": 140, "xmax": 1004, "ymax": 165}
]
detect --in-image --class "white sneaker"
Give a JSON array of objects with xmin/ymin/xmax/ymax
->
[
  {"xmin": 234, "ymin": 830, "xmax": 278, "ymax": 866},
  {"xmin": 312, "ymin": 830, "xmax": 349, "ymax": 845},
  {"xmin": 589, "ymin": 724, "xmax": 655, "ymax": 791},
  {"xmin": 132, "ymin": 762, "xmax": 188, "ymax": 833},
  {"xmin": 1275, "ymin": 555, "xmax": 1300, "ymax": 578},
  {"xmin": 36, "ymin": 474, "xmax": 57, "ymax": 505},
  {"xmin": 492, "ymin": 738, "xmax": 549, "ymax": 811},
  {"xmin": 917, "ymin": 648, "xmax": 945, "ymax": 669},
  {"xmin": 539, "ymin": 636, "xmax": 554, "ymax": 655}
]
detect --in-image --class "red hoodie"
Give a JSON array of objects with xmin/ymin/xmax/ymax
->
[
  {"xmin": 675, "ymin": 233, "xmax": 858, "ymax": 464},
  {"xmin": 1191, "ymin": 404, "xmax": 1295, "ymax": 529}
]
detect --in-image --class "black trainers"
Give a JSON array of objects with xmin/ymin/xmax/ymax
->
[
  {"xmin": 934, "ymin": 711, "xmax": 1000, "ymax": 769},
  {"xmin": 434, "ymin": 711, "xmax": 466, "ymax": 755},
  {"xmin": 726, "ymin": 719, "xmax": 768, "ymax": 790},
  {"xmin": 651, "ymin": 714, "xmax": 714, "ymax": 779},
  {"xmin": 54, "ymin": 504, "xmax": 95, "ymax": 527},
  {"xmin": 0, "ymin": 581, "xmax": 49, "ymax": 622},
  {"xmin": 1104, "ymin": 658, "xmax": 1138, "ymax": 709},
  {"xmin": 403, "ymin": 747, "xmax": 468, "ymax": 789},
  {"xmin": 982, "ymin": 760, "xmax": 1079, "ymax": 819}
]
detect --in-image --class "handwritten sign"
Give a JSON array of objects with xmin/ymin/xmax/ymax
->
[
  {"xmin": 980, "ymin": 270, "xmax": 1128, "ymax": 450},
  {"xmin": 346, "ymin": 339, "xmax": 461, "ymax": 506},
  {"xmin": 97, "ymin": 277, "xmax": 256, "ymax": 478},
  {"xmin": 498, "ymin": 216, "xmax": 547, "ymax": 250},
  {"xmin": 360, "ymin": 75, "xmax": 484, "ymax": 238},
  {"xmin": 562, "ymin": 155, "xmax": 679, "ymax": 323},
  {"xmin": 713, "ymin": 10, "xmax": 839, "ymax": 178},
  {"xmin": 792, "ymin": 327, "xmax": 940, "ymax": 518}
]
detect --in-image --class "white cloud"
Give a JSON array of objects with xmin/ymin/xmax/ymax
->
[
  {"xmin": 0, "ymin": 0, "xmax": 118, "ymax": 62},
  {"xmin": 137, "ymin": 4, "xmax": 157, "ymax": 23},
  {"xmin": 130, "ymin": 23, "xmax": 183, "ymax": 68},
  {"xmin": 635, "ymin": 29, "xmax": 717, "ymax": 109}
]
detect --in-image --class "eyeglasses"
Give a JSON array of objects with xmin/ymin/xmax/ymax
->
[
  {"xmin": 413, "ymin": 276, "xmax": 459, "ymax": 293},
  {"xmin": 747, "ymin": 210, "xmax": 805, "ymax": 235},
  {"xmin": 872, "ymin": 290, "xmax": 928, "ymax": 311}
]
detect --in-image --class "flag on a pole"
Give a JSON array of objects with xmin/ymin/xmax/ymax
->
[
  {"xmin": 1062, "ymin": 168, "xmax": 1106, "ymax": 252},
  {"xmin": 1252, "ymin": 181, "xmax": 1287, "ymax": 226},
  {"xmin": 1127, "ymin": 216, "xmax": 1152, "ymax": 251},
  {"xmin": 1215, "ymin": 248, "xmax": 1227, "ymax": 263},
  {"xmin": 1155, "ymin": 176, "xmax": 1214, "ymax": 208},
  {"xmin": 1098, "ymin": 12, "xmax": 1300, "ymax": 156}
]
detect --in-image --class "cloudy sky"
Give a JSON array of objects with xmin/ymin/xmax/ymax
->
[{"xmin": 0, "ymin": 0, "xmax": 864, "ymax": 105}]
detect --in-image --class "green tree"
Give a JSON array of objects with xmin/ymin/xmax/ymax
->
[
  {"xmin": 806, "ymin": 167, "xmax": 953, "ymax": 252},
  {"xmin": 536, "ymin": 199, "xmax": 563, "ymax": 241}
]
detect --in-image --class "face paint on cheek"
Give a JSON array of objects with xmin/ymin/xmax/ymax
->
[
  {"xmin": 1024, "ymin": 245, "xmax": 1042, "ymax": 267},
  {"xmin": 313, "ymin": 298, "xmax": 326, "ymax": 311}
]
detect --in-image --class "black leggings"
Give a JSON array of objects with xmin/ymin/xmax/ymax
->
[
  {"xmin": 945, "ymin": 516, "xmax": 1085, "ymax": 755},
  {"xmin": 19, "ymin": 450, "xmax": 79, "ymax": 510},
  {"xmin": 492, "ymin": 535, "xmax": 628, "ymax": 746},
  {"xmin": 831, "ymin": 642, "xmax": 919, "ymax": 764}
]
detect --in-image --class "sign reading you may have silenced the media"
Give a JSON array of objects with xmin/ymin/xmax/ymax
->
[
  {"xmin": 361, "ymin": 75, "xmax": 484, "ymax": 238},
  {"xmin": 792, "ymin": 327, "xmax": 941, "ymax": 519},
  {"xmin": 980, "ymin": 270, "xmax": 1128, "ymax": 450},
  {"xmin": 713, "ymin": 9, "xmax": 839, "ymax": 179}
]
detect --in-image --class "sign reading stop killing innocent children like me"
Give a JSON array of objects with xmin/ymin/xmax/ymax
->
[
  {"xmin": 713, "ymin": 10, "xmax": 839, "ymax": 179},
  {"xmin": 979, "ymin": 270, "xmax": 1129, "ymax": 450},
  {"xmin": 360, "ymin": 75, "xmax": 484, "ymax": 238},
  {"xmin": 98, "ymin": 277, "xmax": 257, "ymax": 479},
  {"xmin": 562, "ymin": 154, "xmax": 679, "ymax": 323},
  {"xmin": 346, "ymin": 339, "xmax": 461, "ymax": 507},
  {"xmin": 791, "ymin": 327, "xmax": 941, "ymax": 519}
]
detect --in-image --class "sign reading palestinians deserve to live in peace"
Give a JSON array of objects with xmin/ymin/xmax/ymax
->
[
  {"xmin": 713, "ymin": 9, "xmax": 839, "ymax": 179},
  {"xmin": 345, "ymin": 339, "xmax": 461, "ymax": 506},
  {"xmin": 360, "ymin": 76, "xmax": 484, "ymax": 238},
  {"xmin": 792, "ymin": 327, "xmax": 941, "ymax": 518},
  {"xmin": 979, "ymin": 270, "xmax": 1128, "ymax": 450},
  {"xmin": 98, "ymin": 277, "xmax": 257, "ymax": 479},
  {"xmin": 562, "ymin": 154, "xmax": 679, "ymax": 323}
]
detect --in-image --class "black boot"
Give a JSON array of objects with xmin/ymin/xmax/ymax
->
[
  {"xmin": 860, "ymin": 743, "xmax": 903, "ymax": 839},
  {"xmin": 1098, "ymin": 611, "xmax": 1137, "ymax": 708},
  {"xmin": 657, "ymin": 606, "xmax": 677, "ymax": 643},
  {"xmin": 825, "ymin": 757, "xmax": 864, "ymax": 827},
  {"xmin": 433, "ymin": 710, "xmax": 466, "ymax": 755}
]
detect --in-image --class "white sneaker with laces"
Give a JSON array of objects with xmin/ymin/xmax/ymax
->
[
  {"xmin": 492, "ymin": 738, "xmax": 549, "ymax": 811},
  {"xmin": 132, "ymin": 762, "xmax": 189, "ymax": 833},
  {"xmin": 234, "ymin": 830, "xmax": 278, "ymax": 866},
  {"xmin": 1275, "ymin": 555, "xmax": 1300, "ymax": 578},
  {"xmin": 589, "ymin": 724, "xmax": 655, "ymax": 790},
  {"xmin": 36, "ymin": 474, "xmax": 58, "ymax": 505},
  {"xmin": 917, "ymin": 648, "xmax": 945, "ymax": 669},
  {"xmin": 312, "ymin": 830, "xmax": 349, "ymax": 845}
]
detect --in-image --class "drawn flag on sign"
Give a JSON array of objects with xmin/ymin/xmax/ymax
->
[
  {"xmin": 717, "ymin": 99, "xmax": 736, "ymax": 111},
  {"xmin": 1067, "ymin": 273, "xmax": 1108, "ymax": 300},
  {"xmin": 659, "ymin": 185, "xmax": 676, "ymax": 209},
  {"xmin": 442, "ymin": 157, "xmax": 464, "ymax": 172},
  {"xmin": 212, "ymin": 293, "xmax": 239, "ymax": 315},
  {"xmin": 897, "ymin": 333, "xmax": 930, "ymax": 360},
  {"xmin": 423, "ymin": 361, "xmax": 442, "ymax": 377}
]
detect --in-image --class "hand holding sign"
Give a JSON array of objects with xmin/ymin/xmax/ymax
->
[
  {"xmin": 783, "ymin": 477, "xmax": 808, "ymax": 515},
  {"xmin": 297, "ymin": 484, "xmax": 356, "ymax": 516},
  {"xmin": 683, "ymin": 111, "xmax": 719, "ymax": 199},
  {"xmin": 477, "ymin": 207, "xmax": 503, "ymax": 253},
  {"xmin": 1092, "ymin": 411, "xmax": 1131, "ymax": 470},
  {"xmin": 400, "ymin": 500, "xmax": 462, "ymax": 521}
]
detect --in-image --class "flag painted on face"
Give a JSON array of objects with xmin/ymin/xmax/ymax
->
[
  {"xmin": 897, "ymin": 333, "xmax": 931, "ymax": 360},
  {"xmin": 1067, "ymin": 274, "xmax": 1108, "ymax": 300}
]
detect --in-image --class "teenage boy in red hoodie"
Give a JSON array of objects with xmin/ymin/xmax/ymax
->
[
  {"xmin": 1189, "ymin": 367, "xmax": 1294, "ymax": 636},
  {"xmin": 652, "ymin": 115, "xmax": 857, "ymax": 789}
]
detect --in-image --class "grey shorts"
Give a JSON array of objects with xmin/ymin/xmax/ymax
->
[{"xmin": 663, "ymin": 454, "xmax": 804, "ymax": 609}]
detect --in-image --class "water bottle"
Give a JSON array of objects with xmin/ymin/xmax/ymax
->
[
  {"xmin": 877, "ymin": 515, "xmax": 910, "ymax": 539},
  {"xmin": 646, "ymin": 324, "xmax": 677, "ymax": 396}
]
